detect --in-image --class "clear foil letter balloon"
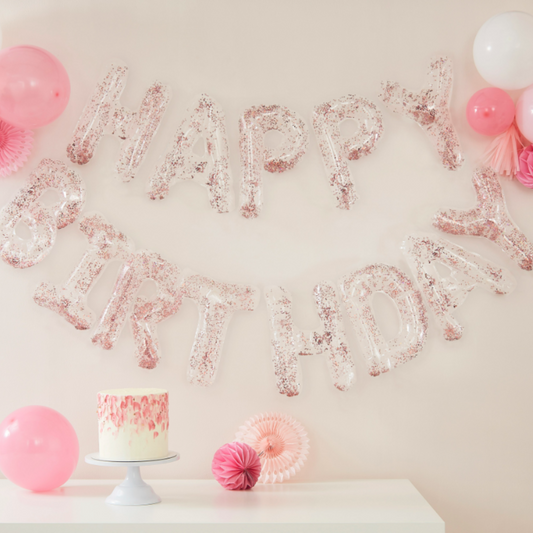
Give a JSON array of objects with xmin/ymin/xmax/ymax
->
[
  {"xmin": 312, "ymin": 95, "xmax": 383, "ymax": 209},
  {"xmin": 34, "ymin": 212, "xmax": 135, "ymax": 330},
  {"xmin": 180, "ymin": 272, "xmax": 259, "ymax": 386},
  {"xmin": 264, "ymin": 283, "xmax": 355, "ymax": 397},
  {"xmin": 0, "ymin": 159, "xmax": 85, "ymax": 269},
  {"xmin": 239, "ymin": 105, "xmax": 308, "ymax": 218},
  {"xmin": 402, "ymin": 234, "xmax": 516, "ymax": 341},
  {"xmin": 148, "ymin": 94, "xmax": 233, "ymax": 212},
  {"xmin": 92, "ymin": 250, "xmax": 182, "ymax": 369},
  {"xmin": 340, "ymin": 264, "xmax": 428, "ymax": 377},
  {"xmin": 379, "ymin": 57, "xmax": 464, "ymax": 171},
  {"xmin": 67, "ymin": 63, "xmax": 170, "ymax": 182},
  {"xmin": 434, "ymin": 167, "xmax": 533, "ymax": 270}
]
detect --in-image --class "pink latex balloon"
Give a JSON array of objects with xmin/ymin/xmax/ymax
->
[
  {"xmin": 0, "ymin": 46, "xmax": 70, "ymax": 129},
  {"xmin": 0, "ymin": 406, "xmax": 78, "ymax": 491},
  {"xmin": 466, "ymin": 87, "xmax": 514, "ymax": 136},
  {"xmin": 516, "ymin": 85, "xmax": 533, "ymax": 142}
]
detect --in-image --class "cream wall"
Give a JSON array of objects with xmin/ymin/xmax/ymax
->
[{"xmin": 0, "ymin": 1, "xmax": 532, "ymax": 532}]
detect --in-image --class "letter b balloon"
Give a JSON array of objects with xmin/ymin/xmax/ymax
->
[{"xmin": 0, "ymin": 406, "xmax": 79, "ymax": 491}]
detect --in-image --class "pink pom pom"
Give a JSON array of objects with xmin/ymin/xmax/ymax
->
[
  {"xmin": 0, "ymin": 119, "xmax": 33, "ymax": 178},
  {"xmin": 516, "ymin": 144, "xmax": 533, "ymax": 188},
  {"xmin": 212, "ymin": 442, "xmax": 262, "ymax": 490}
]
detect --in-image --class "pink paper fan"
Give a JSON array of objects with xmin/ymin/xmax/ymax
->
[
  {"xmin": 212, "ymin": 441, "xmax": 262, "ymax": 490},
  {"xmin": 235, "ymin": 412, "xmax": 309, "ymax": 484},
  {"xmin": 483, "ymin": 121, "xmax": 524, "ymax": 178},
  {"xmin": 0, "ymin": 119, "xmax": 33, "ymax": 178}
]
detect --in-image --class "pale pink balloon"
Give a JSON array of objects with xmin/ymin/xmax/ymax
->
[
  {"xmin": 516, "ymin": 85, "xmax": 533, "ymax": 142},
  {"xmin": 0, "ymin": 46, "xmax": 70, "ymax": 129},
  {"xmin": 466, "ymin": 87, "xmax": 515, "ymax": 136},
  {"xmin": 0, "ymin": 406, "xmax": 79, "ymax": 491}
]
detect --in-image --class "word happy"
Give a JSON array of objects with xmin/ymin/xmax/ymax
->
[{"xmin": 0, "ymin": 58, "xmax": 530, "ymax": 397}]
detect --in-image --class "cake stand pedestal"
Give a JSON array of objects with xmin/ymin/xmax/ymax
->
[{"xmin": 85, "ymin": 452, "xmax": 179, "ymax": 506}]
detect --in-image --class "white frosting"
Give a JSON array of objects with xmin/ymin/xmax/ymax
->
[{"xmin": 97, "ymin": 388, "xmax": 169, "ymax": 461}]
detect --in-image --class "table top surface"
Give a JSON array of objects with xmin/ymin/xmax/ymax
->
[{"xmin": 0, "ymin": 479, "xmax": 444, "ymax": 525}]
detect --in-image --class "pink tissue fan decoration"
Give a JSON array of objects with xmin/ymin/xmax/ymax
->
[
  {"xmin": 0, "ymin": 119, "xmax": 33, "ymax": 178},
  {"xmin": 483, "ymin": 120, "xmax": 525, "ymax": 178},
  {"xmin": 212, "ymin": 442, "xmax": 262, "ymax": 490},
  {"xmin": 235, "ymin": 412, "xmax": 309, "ymax": 484}
]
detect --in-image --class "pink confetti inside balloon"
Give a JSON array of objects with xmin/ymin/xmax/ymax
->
[
  {"xmin": 0, "ymin": 406, "xmax": 78, "ymax": 492},
  {"xmin": 235, "ymin": 413, "xmax": 309, "ymax": 484},
  {"xmin": 92, "ymin": 250, "xmax": 182, "ymax": 369},
  {"xmin": 180, "ymin": 272, "xmax": 259, "ymax": 386},
  {"xmin": 312, "ymin": 95, "xmax": 383, "ymax": 209},
  {"xmin": 34, "ymin": 212, "xmax": 135, "ymax": 331},
  {"xmin": 402, "ymin": 234, "xmax": 515, "ymax": 341},
  {"xmin": 264, "ymin": 283, "xmax": 355, "ymax": 397},
  {"xmin": 0, "ymin": 46, "xmax": 70, "ymax": 129},
  {"xmin": 212, "ymin": 442, "xmax": 262, "ymax": 491},
  {"xmin": 67, "ymin": 63, "xmax": 170, "ymax": 182},
  {"xmin": 148, "ymin": 93, "xmax": 233, "ymax": 212},
  {"xmin": 0, "ymin": 119, "xmax": 33, "ymax": 177},
  {"xmin": 239, "ymin": 105, "xmax": 308, "ymax": 218},
  {"xmin": 434, "ymin": 167, "xmax": 533, "ymax": 270},
  {"xmin": 0, "ymin": 159, "xmax": 85, "ymax": 269},
  {"xmin": 466, "ymin": 88, "xmax": 515, "ymax": 136},
  {"xmin": 339, "ymin": 264, "xmax": 428, "ymax": 377},
  {"xmin": 379, "ymin": 56, "xmax": 464, "ymax": 171}
]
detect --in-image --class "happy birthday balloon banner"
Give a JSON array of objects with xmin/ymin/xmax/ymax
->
[{"xmin": 0, "ymin": 58, "xmax": 529, "ymax": 396}]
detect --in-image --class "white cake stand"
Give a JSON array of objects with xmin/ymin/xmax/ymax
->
[{"xmin": 85, "ymin": 451, "xmax": 179, "ymax": 506}]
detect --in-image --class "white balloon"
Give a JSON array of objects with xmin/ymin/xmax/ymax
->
[{"xmin": 473, "ymin": 11, "xmax": 533, "ymax": 90}]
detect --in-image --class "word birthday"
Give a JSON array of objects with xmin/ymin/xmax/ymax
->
[{"xmin": 0, "ymin": 57, "xmax": 530, "ymax": 397}]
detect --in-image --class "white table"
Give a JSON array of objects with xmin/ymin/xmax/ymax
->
[{"xmin": 0, "ymin": 479, "xmax": 444, "ymax": 532}]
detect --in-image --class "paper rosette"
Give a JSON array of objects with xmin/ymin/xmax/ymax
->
[
  {"xmin": 0, "ymin": 119, "xmax": 33, "ymax": 178},
  {"xmin": 235, "ymin": 412, "xmax": 309, "ymax": 484},
  {"xmin": 212, "ymin": 442, "xmax": 262, "ymax": 490}
]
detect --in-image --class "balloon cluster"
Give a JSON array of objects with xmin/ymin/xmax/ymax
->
[
  {"xmin": 0, "ymin": 44, "xmax": 70, "ymax": 177},
  {"xmin": 469, "ymin": 11, "xmax": 533, "ymax": 186}
]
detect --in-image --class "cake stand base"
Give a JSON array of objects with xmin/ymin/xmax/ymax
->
[
  {"xmin": 85, "ymin": 452, "xmax": 179, "ymax": 506},
  {"xmin": 106, "ymin": 465, "xmax": 161, "ymax": 505}
]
